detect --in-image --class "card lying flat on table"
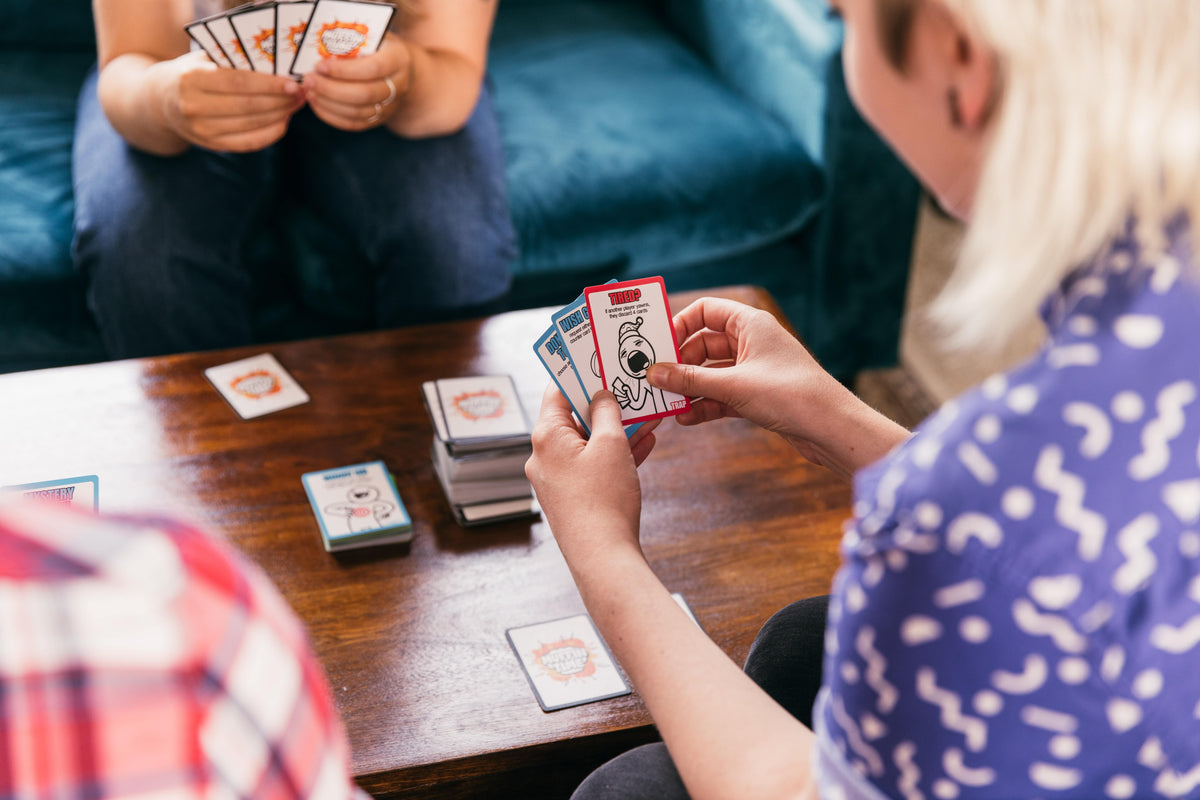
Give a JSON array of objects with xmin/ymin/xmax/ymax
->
[
  {"xmin": 1, "ymin": 475, "xmax": 99, "ymax": 512},
  {"xmin": 506, "ymin": 613, "xmax": 630, "ymax": 711},
  {"xmin": 301, "ymin": 460, "xmax": 412, "ymax": 551},
  {"xmin": 205, "ymin": 353, "xmax": 310, "ymax": 419}
]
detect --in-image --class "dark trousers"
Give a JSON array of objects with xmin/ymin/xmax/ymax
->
[
  {"xmin": 571, "ymin": 595, "xmax": 829, "ymax": 800},
  {"xmin": 72, "ymin": 68, "xmax": 517, "ymax": 359}
]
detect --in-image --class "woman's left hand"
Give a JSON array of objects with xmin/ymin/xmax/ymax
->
[
  {"xmin": 302, "ymin": 32, "xmax": 411, "ymax": 131},
  {"xmin": 525, "ymin": 386, "xmax": 660, "ymax": 568}
]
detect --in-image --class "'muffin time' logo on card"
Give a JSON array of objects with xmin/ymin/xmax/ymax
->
[
  {"xmin": 253, "ymin": 28, "xmax": 276, "ymax": 61},
  {"xmin": 452, "ymin": 389, "xmax": 506, "ymax": 421},
  {"xmin": 230, "ymin": 369, "xmax": 282, "ymax": 400},
  {"xmin": 532, "ymin": 637, "xmax": 599, "ymax": 683},
  {"xmin": 317, "ymin": 21, "xmax": 369, "ymax": 58}
]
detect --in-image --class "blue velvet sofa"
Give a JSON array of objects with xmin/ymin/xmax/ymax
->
[{"xmin": 0, "ymin": 0, "xmax": 919, "ymax": 380}]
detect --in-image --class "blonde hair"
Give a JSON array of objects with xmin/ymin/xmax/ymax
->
[{"xmin": 903, "ymin": 1, "xmax": 1200, "ymax": 353}]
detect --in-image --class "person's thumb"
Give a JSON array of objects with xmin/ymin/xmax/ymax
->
[
  {"xmin": 647, "ymin": 362, "xmax": 725, "ymax": 401},
  {"xmin": 588, "ymin": 390, "xmax": 625, "ymax": 434}
]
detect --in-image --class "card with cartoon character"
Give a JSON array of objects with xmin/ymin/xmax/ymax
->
[
  {"xmin": 301, "ymin": 460, "xmax": 412, "ymax": 551},
  {"xmin": 584, "ymin": 277, "xmax": 690, "ymax": 425}
]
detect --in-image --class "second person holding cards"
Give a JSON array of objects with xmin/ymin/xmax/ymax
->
[{"xmin": 76, "ymin": 0, "xmax": 515, "ymax": 359}]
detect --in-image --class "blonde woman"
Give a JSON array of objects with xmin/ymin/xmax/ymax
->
[
  {"xmin": 526, "ymin": 0, "xmax": 1200, "ymax": 797},
  {"xmin": 74, "ymin": 0, "xmax": 514, "ymax": 358}
]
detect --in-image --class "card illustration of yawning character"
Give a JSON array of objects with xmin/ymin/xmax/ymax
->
[{"xmin": 584, "ymin": 277, "xmax": 690, "ymax": 425}]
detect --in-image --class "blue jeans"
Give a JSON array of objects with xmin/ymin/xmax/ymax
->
[
  {"xmin": 570, "ymin": 595, "xmax": 830, "ymax": 800},
  {"xmin": 72, "ymin": 68, "xmax": 516, "ymax": 359}
]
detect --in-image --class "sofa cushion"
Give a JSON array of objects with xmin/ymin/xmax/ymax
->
[
  {"xmin": 0, "ymin": 52, "xmax": 92, "ymax": 284},
  {"xmin": 488, "ymin": 0, "xmax": 823, "ymax": 280},
  {"xmin": 0, "ymin": 2, "xmax": 95, "ymax": 51},
  {"xmin": 0, "ymin": 51, "xmax": 105, "ymax": 368}
]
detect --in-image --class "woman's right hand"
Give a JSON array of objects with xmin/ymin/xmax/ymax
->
[
  {"xmin": 153, "ymin": 51, "xmax": 306, "ymax": 152},
  {"xmin": 647, "ymin": 297, "xmax": 911, "ymax": 479}
]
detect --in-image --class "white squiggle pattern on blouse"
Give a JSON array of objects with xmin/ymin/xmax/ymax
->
[
  {"xmin": 915, "ymin": 668, "xmax": 988, "ymax": 752},
  {"xmin": 991, "ymin": 654, "xmax": 1048, "ymax": 695},
  {"xmin": 1063, "ymin": 402, "xmax": 1112, "ymax": 458},
  {"xmin": 1034, "ymin": 445, "xmax": 1107, "ymax": 560},
  {"xmin": 1129, "ymin": 380, "xmax": 1195, "ymax": 480},
  {"xmin": 1011, "ymin": 599, "xmax": 1088, "ymax": 653},
  {"xmin": 1113, "ymin": 513, "xmax": 1160, "ymax": 594},
  {"xmin": 857, "ymin": 627, "xmax": 898, "ymax": 714},
  {"xmin": 818, "ymin": 226, "xmax": 1200, "ymax": 800}
]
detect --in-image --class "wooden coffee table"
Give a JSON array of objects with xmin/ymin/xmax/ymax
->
[{"xmin": 0, "ymin": 285, "xmax": 849, "ymax": 798}]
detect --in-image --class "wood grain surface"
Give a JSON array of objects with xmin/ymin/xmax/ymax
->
[{"xmin": 0, "ymin": 286, "xmax": 849, "ymax": 798}]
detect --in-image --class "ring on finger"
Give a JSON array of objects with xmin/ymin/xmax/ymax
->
[
  {"xmin": 368, "ymin": 102, "xmax": 383, "ymax": 124},
  {"xmin": 382, "ymin": 75, "xmax": 397, "ymax": 106}
]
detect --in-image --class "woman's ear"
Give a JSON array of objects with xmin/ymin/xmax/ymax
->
[{"xmin": 946, "ymin": 22, "xmax": 997, "ymax": 131}]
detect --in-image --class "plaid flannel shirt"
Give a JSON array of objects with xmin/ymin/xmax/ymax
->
[{"xmin": 0, "ymin": 501, "xmax": 369, "ymax": 799}]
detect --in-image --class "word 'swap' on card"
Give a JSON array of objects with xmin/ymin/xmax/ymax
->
[
  {"xmin": 301, "ymin": 460, "xmax": 412, "ymax": 551},
  {"xmin": 204, "ymin": 353, "xmax": 310, "ymax": 419},
  {"xmin": 434, "ymin": 376, "xmax": 530, "ymax": 443},
  {"xmin": 290, "ymin": 0, "xmax": 396, "ymax": 77},
  {"xmin": 506, "ymin": 613, "xmax": 630, "ymax": 712},
  {"xmin": 533, "ymin": 324, "xmax": 592, "ymax": 435},
  {"xmin": 584, "ymin": 277, "xmax": 690, "ymax": 425},
  {"xmin": 1, "ymin": 476, "xmax": 99, "ymax": 512}
]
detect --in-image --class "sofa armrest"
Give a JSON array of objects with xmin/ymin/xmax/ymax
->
[
  {"xmin": 661, "ymin": 0, "xmax": 842, "ymax": 162},
  {"xmin": 662, "ymin": 0, "xmax": 922, "ymax": 380}
]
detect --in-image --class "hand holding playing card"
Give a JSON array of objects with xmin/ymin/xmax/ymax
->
[
  {"xmin": 303, "ymin": 32, "xmax": 411, "ymax": 131},
  {"xmin": 525, "ymin": 387, "xmax": 659, "ymax": 568},
  {"xmin": 157, "ymin": 51, "xmax": 306, "ymax": 153},
  {"xmin": 649, "ymin": 297, "xmax": 910, "ymax": 479}
]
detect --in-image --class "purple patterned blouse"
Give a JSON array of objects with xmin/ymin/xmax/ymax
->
[{"xmin": 815, "ymin": 217, "xmax": 1200, "ymax": 799}]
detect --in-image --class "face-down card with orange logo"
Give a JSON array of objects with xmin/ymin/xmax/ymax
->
[
  {"xmin": 289, "ymin": 0, "xmax": 396, "ymax": 77},
  {"xmin": 506, "ymin": 613, "xmax": 630, "ymax": 711},
  {"xmin": 204, "ymin": 353, "xmax": 311, "ymax": 419},
  {"xmin": 423, "ymin": 375, "xmax": 531, "ymax": 453}
]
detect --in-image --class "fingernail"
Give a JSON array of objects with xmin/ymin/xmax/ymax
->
[{"xmin": 315, "ymin": 60, "xmax": 331, "ymax": 75}]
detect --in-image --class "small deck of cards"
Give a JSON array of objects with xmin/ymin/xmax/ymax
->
[
  {"xmin": 185, "ymin": 0, "xmax": 396, "ymax": 78},
  {"xmin": 534, "ymin": 276, "xmax": 690, "ymax": 434},
  {"xmin": 302, "ymin": 460, "xmax": 412, "ymax": 551},
  {"xmin": 422, "ymin": 376, "xmax": 539, "ymax": 527}
]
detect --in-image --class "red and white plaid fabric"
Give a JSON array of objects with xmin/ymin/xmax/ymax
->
[{"xmin": 0, "ymin": 501, "xmax": 369, "ymax": 799}]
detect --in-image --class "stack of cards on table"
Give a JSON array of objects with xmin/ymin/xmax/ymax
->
[
  {"xmin": 301, "ymin": 460, "xmax": 412, "ymax": 551},
  {"xmin": 533, "ymin": 276, "xmax": 691, "ymax": 434},
  {"xmin": 185, "ymin": 0, "xmax": 395, "ymax": 78},
  {"xmin": 421, "ymin": 376, "xmax": 539, "ymax": 527}
]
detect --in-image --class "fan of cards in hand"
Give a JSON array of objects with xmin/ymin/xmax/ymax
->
[{"xmin": 185, "ymin": 0, "xmax": 396, "ymax": 78}]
